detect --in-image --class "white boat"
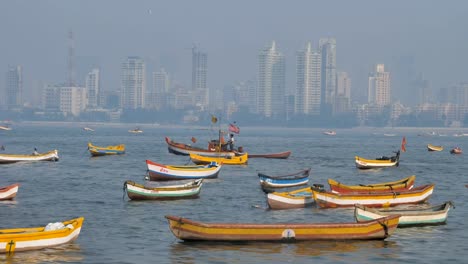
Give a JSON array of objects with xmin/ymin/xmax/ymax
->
[
  {"xmin": 129, "ymin": 128, "xmax": 143, "ymax": 134},
  {"xmin": 0, "ymin": 126, "xmax": 12, "ymax": 131},
  {"xmin": 0, "ymin": 150, "xmax": 59, "ymax": 164},
  {"xmin": 323, "ymin": 130, "xmax": 336, "ymax": 136},
  {"xmin": 83, "ymin": 127, "xmax": 94, "ymax": 132}
]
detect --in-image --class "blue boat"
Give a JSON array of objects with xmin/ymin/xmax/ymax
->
[{"xmin": 258, "ymin": 168, "xmax": 310, "ymax": 189}]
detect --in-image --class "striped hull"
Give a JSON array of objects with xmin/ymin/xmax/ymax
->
[
  {"xmin": 165, "ymin": 215, "xmax": 400, "ymax": 241},
  {"xmin": 190, "ymin": 153, "xmax": 248, "ymax": 165},
  {"xmin": 355, "ymin": 157, "xmax": 398, "ymax": 169},
  {"xmin": 146, "ymin": 160, "xmax": 222, "ymax": 181},
  {"xmin": 354, "ymin": 202, "xmax": 453, "ymax": 227},
  {"xmin": 260, "ymin": 177, "xmax": 309, "ymax": 188},
  {"xmin": 0, "ymin": 150, "xmax": 59, "ymax": 164},
  {"xmin": 125, "ymin": 180, "xmax": 203, "ymax": 200},
  {"xmin": 0, "ymin": 184, "xmax": 19, "ymax": 200},
  {"xmin": 312, "ymin": 184, "xmax": 434, "ymax": 208},
  {"xmin": 89, "ymin": 149, "xmax": 125, "ymax": 156},
  {"xmin": 0, "ymin": 217, "xmax": 84, "ymax": 254},
  {"xmin": 166, "ymin": 137, "xmax": 235, "ymax": 157},
  {"xmin": 267, "ymin": 187, "xmax": 314, "ymax": 210}
]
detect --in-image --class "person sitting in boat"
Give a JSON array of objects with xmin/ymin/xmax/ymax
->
[
  {"xmin": 32, "ymin": 147, "xmax": 39, "ymax": 155},
  {"xmin": 227, "ymin": 134, "xmax": 235, "ymax": 151}
]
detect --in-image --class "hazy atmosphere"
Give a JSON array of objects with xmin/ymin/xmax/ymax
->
[{"xmin": 2, "ymin": 1, "xmax": 467, "ymax": 97}]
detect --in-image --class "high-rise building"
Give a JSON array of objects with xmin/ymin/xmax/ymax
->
[
  {"xmin": 257, "ymin": 41, "xmax": 286, "ymax": 118},
  {"xmin": 43, "ymin": 85, "xmax": 87, "ymax": 116},
  {"xmin": 120, "ymin": 56, "xmax": 146, "ymax": 109},
  {"xmin": 335, "ymin": 71, "xmax": 351, "ymax": 113},
  {"xmin": 5, "ymin": 65, "xmax": 23, "ymax": 110},
  {"xmin": 154, "ymin": 68, "xmax": 170, "ymax": 94},
  {"xmin": 368, "ymin": 64, "xmax": 391, "ymax": 106},
  {"xmin": 85, "ymin": 68, "xmax": 100, "ymax": 108},
  {"xmin": 295, "ymin": 42, "xmax": 321, "ymax": 115},
  {"xmin": 319, "ymin": 37, "xmax": 337, "ymax": 115},
  {"xmin": 192, "ymin": 46, "xmax": 208, "ymax": 107}
]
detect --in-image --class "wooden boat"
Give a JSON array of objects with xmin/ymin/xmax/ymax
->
[
  {"xmin": 165, "ymin": 214, "xmax": 400, "ymax": 242},
  {"xmin": 267, "ymin": 186, "xmax": 318, "ymax": 210},
  {"xmin": 354, "ymin": 201, "xmax": 454, "ymax": 227},
  {"xmin": 328, "ymin": 175, "xmax": 416, "ymax": 194},
  {"xmin": 450, "ymin": 147, "xmax": 462, "ymax": 154},
  {"xmin": 248, "ymin": 151, "xmax": 291, "ymax": 159},
  {"xmin": 0, "ymin": 126, "xmax": 12, "ymax": 131},
  {"xmin": 128, "ymin": 128, "xmax": 143, "ymax": 134},
  {"xmin": 312, "ymin": 184, "xmax": 434, "ymax": 208},
  {"xmin": 0, "ymin": 217, "xmax": 84, "ymax": 254},
  {"xmin": 190, "ymin": 152, "xmax": 248, "ymax": 165},
  {"xmin": 145, "ymin": 160, "xmax": 222, "ymax": 181},
  {"xmin": 0, "ymin": 150, "xmax": 59, "ymax": 164},
  {"xmin": 427, "ymin": 144, "xmax": 443, "ymax": 152},
  {"xmin": 88, "ymin": 142, "xmax": 125, "ymax": 156},
  {"xmin": 355, "ymin": 150, "xmax": 400, "ymax": 169},
  {"xmin": 165, "ymin": 137, "xmax": 236, "ymax": 157},
  {"xmin": 124, "ymin": 179, "xmax": 203, "ymax": 200},
  {"xmin": 0, "ymin": 183, "xmax": 19, "ymax": 200},
  {"xmin": 259, "ymin": 168, "xmax": 310, "ymax": 188}
]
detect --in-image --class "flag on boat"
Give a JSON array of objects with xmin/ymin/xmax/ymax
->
[
  {"xmin": 211, "ymin": 115, "xmax": 218, "ymax": 124},
  {"xmin": 228, "ymin": 123, "xmax": 240, "ymax": 134},
  {"xmin": 401, "ymin": 136, "xmax": 407, "ymax": 152}
]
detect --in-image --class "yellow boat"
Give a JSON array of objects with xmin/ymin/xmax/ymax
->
[
  {"xmin": 0, "ymin": 217, "xmax": 84, "ymax": 254},
  {"xmin": 88, "ymin": 142, "xmax": 125, "ymax": 156},
  {"xmin": 328, "ymin": 175, "xmax": 416, "ymax": 194},
  {"xmin": 0, "ymin": 150, "xmax": 59, "ymax": 164},
  {"xmin": 189, "ymin": 152, "xmax": 248, "ymax": 165},
  {"xmin": 427, "ymin": 144, "xmax": 443, "ymax": 152},
  {"xmin": 355, "ymin": 151, "xmax": 400, "ymax": 169}
]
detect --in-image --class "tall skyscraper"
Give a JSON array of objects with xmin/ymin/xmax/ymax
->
[
  {"xmin": 5, "ymin": 65, "xmax": 23, "ymax": 110},
  {"xmin": 154, "ymin": 68, "xmax": 170, "ymax": 94},
  {"xmin": 335, "ymin": 71, "xmax": 351, "ymax": 113},
  {"xmin": 295, "ymin": 42, "xmax": 321, "ymax": 115},
  {"xmin": 192, "ymin": 46, "xmax": 208, "ymax": 107},
  {"xmin": 120, "ymin": 56, "xmax": 146, "ymax": 109},
  {"xmin": 368, "ymin": 64, "xmax": 391, "ymax": 106},
  {"xmin": 257, "ymin": 41, "xmax": 286, "ymax": 118},
  {"xmin": 85, "ymin": 68, "xmax": 100, "ymax": 108},
  {"xmin": 319, "ymin": 38, "xmax": 337, "ymax": 115}
]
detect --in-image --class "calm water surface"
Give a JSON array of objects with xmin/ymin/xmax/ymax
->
[{"xmin": 1, "ymin": 124, "xmax": 467, "ymax": 263}]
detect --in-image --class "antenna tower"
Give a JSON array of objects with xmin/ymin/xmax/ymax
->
[{"xmin": 68, "ymin": 30, "xmax": 76, "ymax": 86}]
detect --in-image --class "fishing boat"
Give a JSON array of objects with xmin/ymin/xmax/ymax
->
[
  {"xmin": 355, "ymin": 150, "xmax": 400, "ymax": 169},
  {"xmin": 83, "ymin": 127, "xmax": 94, "ymax": 132},
  {"xmin": 354, "ymin": 201, "xmax": 454, "ymax": 227},
  {"xmin": 450, "ymin": 147, "xmax": 462, "ymax": 154},
  {"xmin": 129, "ymin": 128, "xmax": 143, "ymax": 134},
  {"xmin": 165, "ymin": 214, "xmax": 400, "ymax": 242},
  {"xmin": 0, "ymin": 126, "xmax": 12, "ymax": 131},
  {"xmin": 0, "ymin": 150, "xmax": 59, "ymax": 164},
  {"xmin": 165, "ymin": 137, "xmax": 236, "ymax": 157},
  {"xmin": 323, "ymin": 130, "xmax": 336, "ymax": 136},
  {"xmin": 267, "ymin": 186, "xmax": 319, "ymax": 209},
  {"xmin": 427, "ymin": 144, "xmax": 443, "ymax": 152},
  {"xmin": 0, "ymin": 183, "xmax": 19, "ymax": 200},
  {"xmin": 259, "ymin": 168, "xmax": 310, "ymax": 189},
  {"xmin": 311, "ymin": 184, "xmax": 434, "ymax": 208},
  {"xmin": 328, "ymin": 175, "xmax": 416, "ymax": 194},
  {"xmin": 0, "ymin": 217, "xmax": 84, "ymax": 254},
  {"xmin": 124, "ymin": 179, "xmax": 203, "ymax": 200},
  {"xmin": 190, "ymin": 152, "xmax": 248, "ymax": 165},
  {"xmin": 88, "ymin": 142, "xmax": 125, "ymax": 156},
  {"xmin": 145, "ymin": 160, "xmax": 222, "ymax": 181},
  {"xmin": 248, "ymin": 151, "xmax": 291, "ymax": 159}
]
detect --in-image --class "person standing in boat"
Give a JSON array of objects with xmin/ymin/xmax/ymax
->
[
  {"xmin": 32, "ymin": 147, "xmax": 39, "ymax": 155},
  {"xmin": 227, "ymin": 134, "xmax": 235, "ymax": 151}
]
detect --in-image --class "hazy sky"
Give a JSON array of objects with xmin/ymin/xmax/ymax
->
[{"xmin": 1, "ymin": 0, "xmax": 467, "ymax": 103}]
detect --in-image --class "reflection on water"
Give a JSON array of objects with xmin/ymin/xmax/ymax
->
[
  {"xmin": 0, "ymin": 243, "xmax": 83, "ymax": 264},
  {"xmin": 169, "ymin": 240, "xmax": 400, "ymax": 263}
]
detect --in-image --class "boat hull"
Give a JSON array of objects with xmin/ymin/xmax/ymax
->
[
  {"xmin": 0, "ymin": 183, "xmax": 19, "ymax": 200},
  {"xmin": 328, "ymin": 175, "xmax": 415, "ymax": 194},
  {"xmin": 312, "ymin": 184, "xmax": 434, "ymax": 208},
  {"xmin": 248, "ymin": 151, "xmax": 291, "ymax": 159},
  {"xmin": 355, "ymin": 156, "xmax": 398, "ymax": 169},
  {"xmin": 354, "ymin": 202, "xmax": 453, "ymax": 227},
  {"xmin": 0, "ymin": 150, "xmax": 59, "ymax": 164},
  {"xmin": 427, "ymin": 144, "xmax": 443, "ymax": 152},
  {"xmin": 267, "ymin": 187, "xmax": 315, "ymax": 210},
  {"xmin": 0, "ymin": 217, "xmax": 84, "ymax": 254},
  {"xmin": 190, "ymin": 153, "xmax": 248, "ymax": 165},
  {"xmin": 165, "ymin": 215, "xmax": 400, "ymax": 241},
  {"xmin": 166, "ymin": 137, "xmax": 235, "ymax": 157},
  {"xmin": 146, "ymin": 160, "xmax": 222, "ymax": 181},
  {"xmin": 124, "ymin": 179, "xmax": 203, "ymax": 200},
  {"xmin": 88, "ymin": 143, "xmax": 125, "ymax": 156}
]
